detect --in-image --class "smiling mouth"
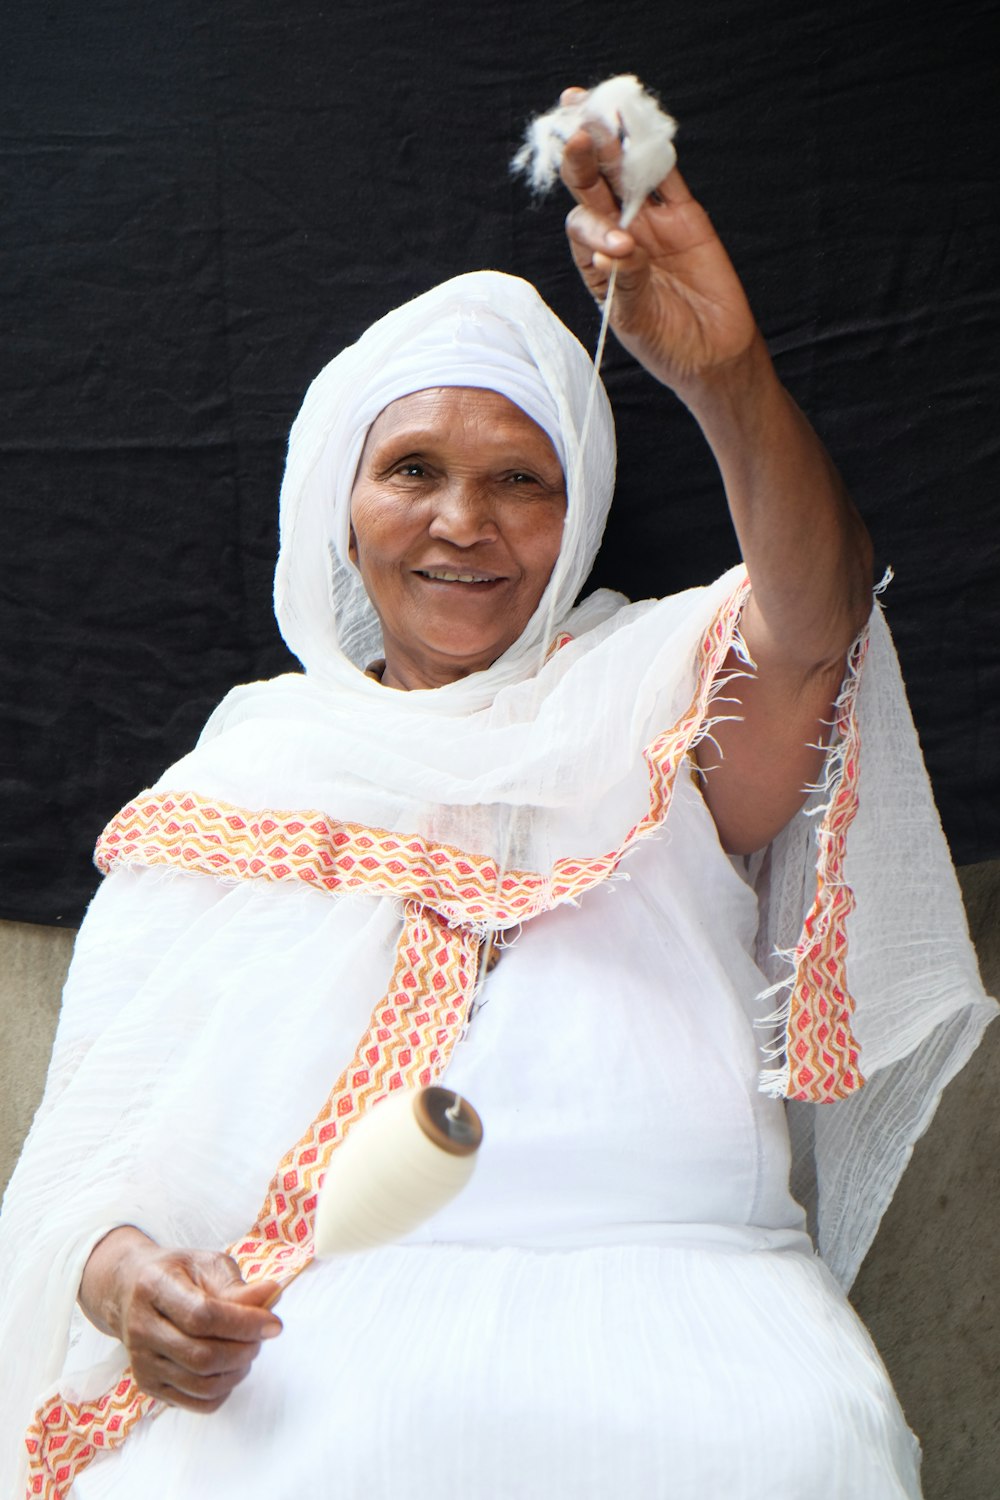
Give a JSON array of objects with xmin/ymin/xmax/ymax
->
[{"xmin": 416, "ymin": 569, "xmax": 504, "ymax": 585}]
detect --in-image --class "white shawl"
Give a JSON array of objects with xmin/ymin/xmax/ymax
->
[{"xmin": 1, "ymin": 271, "xmax": 994, "ymax": 1499}]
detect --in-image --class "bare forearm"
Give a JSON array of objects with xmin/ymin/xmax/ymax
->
[
  {"xmin": 678, "ymin": 335, "xmax": 874, "ymax": 667},
  {"xmin": 558, "ymin": 115, "xmax": 876, "ymax": 850}
]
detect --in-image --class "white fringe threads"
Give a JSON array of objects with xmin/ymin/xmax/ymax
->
[{"xmin": 512, "ymin": 74, "xmax": 678, "ymax": 228}]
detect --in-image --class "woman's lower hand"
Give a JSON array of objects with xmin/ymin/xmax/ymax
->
[
  {"xmin": 557, "ymin": 93, "xmax": 762, "ymax": 403},
  {"xmin": 79, "ymin": 1226, "xmax": 282, "ymax": 1413}
]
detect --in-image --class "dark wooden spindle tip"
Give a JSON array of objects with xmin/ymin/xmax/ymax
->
[{"xmin": 413, "ymin": 1086, "xmax": 483, "ymax": 1157}]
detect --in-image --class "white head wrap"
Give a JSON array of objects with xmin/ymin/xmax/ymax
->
[
  {"xmin": 274, "ymin": 271, "xmax": 617, "ymax": 694},
  {"xmin": 187, "ymin": 269, "xmax": 734, "ymax": 864}
]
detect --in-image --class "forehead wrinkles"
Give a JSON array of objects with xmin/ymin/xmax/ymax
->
[{"xmin": 358, "ymin": 388, "xmax": 564, "ymax": 482}]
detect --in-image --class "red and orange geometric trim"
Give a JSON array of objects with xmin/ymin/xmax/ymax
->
[
  {"xmin": 24, "ymin": 905, "xmax": 482, "ymax": 1499},
  {"xmin": 25, "ymin": 576, "xmax": 867, "ymax": 1496},
  {"xmin": 765, "ymin": 629, "xmax": 869, "ymax": 1102}
]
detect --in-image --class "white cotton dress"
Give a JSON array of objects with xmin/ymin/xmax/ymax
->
[{"xmin": 68, "ymin": 771, "xmax": 922, "ymax": 1500}]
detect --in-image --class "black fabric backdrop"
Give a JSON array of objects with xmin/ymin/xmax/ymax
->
[{"xmin": 2, "ymin": 0, "xmax": 997, "ymax": 927}]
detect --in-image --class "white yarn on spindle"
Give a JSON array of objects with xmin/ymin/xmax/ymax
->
[
  {"xmin": 314, "ymin": 1087, "xmax": 483, "ymax": 1256},
  {"xmin": 512, "ymin": 74, "xmax": 678, "ymax": 227}
]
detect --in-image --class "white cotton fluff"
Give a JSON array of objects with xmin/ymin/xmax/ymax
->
[{"xmin": 512, "ymin": 74, "xmax": 678, "ymax": 227}]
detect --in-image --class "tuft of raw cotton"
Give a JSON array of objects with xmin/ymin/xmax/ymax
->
[{"xmin": 512, "ymin": 75, "xmax": 678, "ymax": 228}]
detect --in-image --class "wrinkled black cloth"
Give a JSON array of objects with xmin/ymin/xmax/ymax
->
[{"xmin": 2, "ymin": 0, "xmax": 997, "ymax": 925}]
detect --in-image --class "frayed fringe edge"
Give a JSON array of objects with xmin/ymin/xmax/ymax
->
[{"xmin": 753, "ymin": 608, "xmax": 870, "ymax": 1100}]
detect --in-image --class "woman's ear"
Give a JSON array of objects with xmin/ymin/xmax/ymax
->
[{"xmin": 347, "ymin": 522, "xmax": 358, "ymax": 565}]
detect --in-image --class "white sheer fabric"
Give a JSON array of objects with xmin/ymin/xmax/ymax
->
[
  {"xmin": 0, "ymin": 271, "xmax": 994, "ymax": 1499},
  {"xmin": 49, "ymin": 785, "xmax": 923, "ymax": 1498}
]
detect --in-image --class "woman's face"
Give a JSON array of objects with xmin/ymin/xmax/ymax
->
[{"xmin": 349, "ymin": 387, "xmax": 566, "ymax": 690}]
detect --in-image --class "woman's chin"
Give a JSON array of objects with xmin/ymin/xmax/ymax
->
[{"xmin": 383, "ymin": 630, "xmax": 518, "ymax": 688}]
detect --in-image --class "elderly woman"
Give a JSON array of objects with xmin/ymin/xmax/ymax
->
[{"xmin": 1, "ymin": 121, "xmax": 993, "ymax": 1499}]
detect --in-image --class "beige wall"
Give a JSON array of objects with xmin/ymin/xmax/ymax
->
[
  {"xmin": 1, "ymin": 918, "xmax": 75, "ymax": 1188},
  {"xmin": 2, "ymin": 863, "xmax": 998, "ymax": 1497}
]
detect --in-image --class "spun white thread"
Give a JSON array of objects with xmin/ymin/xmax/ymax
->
[
  {"xmin": 481, "ymin": 75, "xmax": 681, "ymax": 967},
  {"xmin": 474, "ymin": 261, "xmax": 620, "ymax": 1007},
  {"xmin": 322, "ymin": 94, "xmax": 657, "ymax": 1241}
]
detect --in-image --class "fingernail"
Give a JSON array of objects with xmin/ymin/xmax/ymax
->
[
  {"xmin": 605, "ymin": 230, "xmax": 629, "ymax": 251},
  {"xmin": 262, "ymin": 1320, "xmax": 282, "ymax": 1339}
]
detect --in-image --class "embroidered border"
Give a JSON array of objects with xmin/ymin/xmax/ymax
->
[
  {"xmin": 24, "ymin": 906, "xmax": 480, "ymax": 1499},
  {"xmin": 94, "ymin": 584, "xmax": 751, "ymax": 932},
  {"xmin": 758, "ymin": 628, "xmax": 868, "ymax": 1103},
  {"xmin": 26, "ymin": 576, "xmax": 867, "ymax": 1496}
]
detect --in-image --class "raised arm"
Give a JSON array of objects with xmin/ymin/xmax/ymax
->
[{"xmin": 559, "ymin": 114, "xmax": 873, "ymax": 853}]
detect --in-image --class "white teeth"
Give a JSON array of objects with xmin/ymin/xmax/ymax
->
[{"xmin": 421, "ymin": 570, "xmax": 493, "ymax": 583}]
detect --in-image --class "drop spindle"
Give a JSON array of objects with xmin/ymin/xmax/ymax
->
[{"xmin": 314, "ymin": 1085, "xmax": 484, "ymax": 1257}]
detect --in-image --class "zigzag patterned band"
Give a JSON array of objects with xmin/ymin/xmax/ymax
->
[{"xmin": 25, "ymin": 578, "xmax": 865, "ymax": 1496}]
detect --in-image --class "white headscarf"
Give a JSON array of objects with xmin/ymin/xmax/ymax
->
[
  {"xmin": 192, "ymin": 268, "xmax": 745, "ymax": 875},
  {"xmin": 273, "ymin": 271, "xmax": 618, "ymax": 696}
]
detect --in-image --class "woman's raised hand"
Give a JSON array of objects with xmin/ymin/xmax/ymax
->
[
  {"xmin": 558, "ymin": 86, "xmax": 875, "ymax": 857},
  {"xmin": 79, "ymin": 1226, "xmax": 282, "ymax": 1413},
  {"xmin": 559, "ymin": 94, "xmax": 761, "ymax": 401}
]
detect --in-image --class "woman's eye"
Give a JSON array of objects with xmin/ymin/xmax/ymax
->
[
  {"xmin": 395, "ymin": 462, "xmax": 426, "ymax": 477},
  {"xmin": 507, "ymin": 472, "xmax": 539, "ymax": 485}
]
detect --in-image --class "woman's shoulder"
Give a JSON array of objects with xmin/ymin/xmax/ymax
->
[{"xmin": 193, "ymin": 672, "xmax": 322, "ymax": 745}]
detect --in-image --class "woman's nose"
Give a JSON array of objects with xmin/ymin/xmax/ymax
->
[{"xmin": 426, "ymin": 482, "xmax": 498, "ymax": 546}]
